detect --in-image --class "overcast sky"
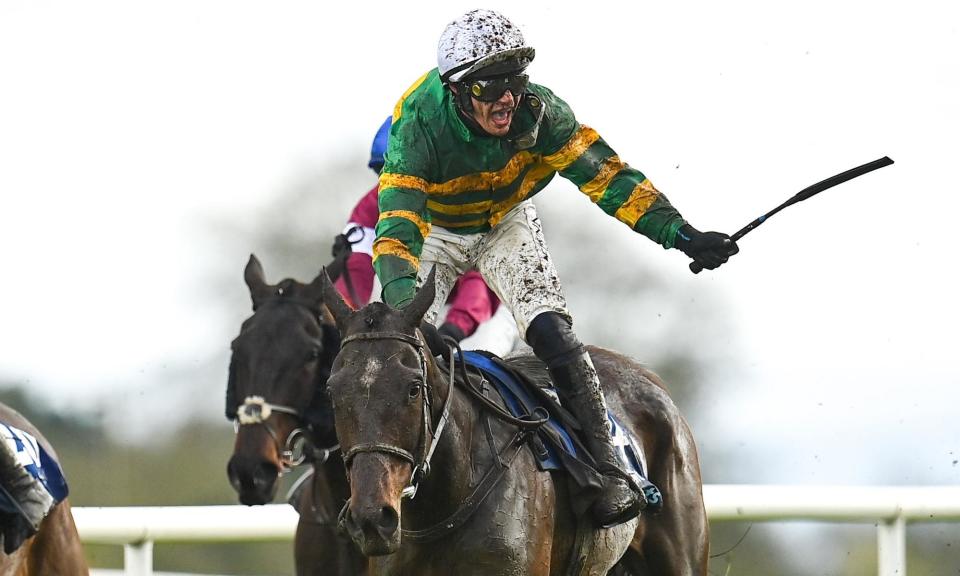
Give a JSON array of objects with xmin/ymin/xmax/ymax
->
[{"xmin": 1, "ymin": 0, "xmax": 958, "ymax": 498}]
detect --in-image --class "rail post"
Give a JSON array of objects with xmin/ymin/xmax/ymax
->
[
  {"xmin": 877, "ymin": 513, "xmax": 906, "ymax": 576},
  {"xmin": 123, "ymin": 540, "xmax": 153, "ymax": 576}
]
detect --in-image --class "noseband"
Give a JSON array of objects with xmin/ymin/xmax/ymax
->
[
  {"xmin": 338, "ymin": 331, "xmax": 454, "ymax": 500},
  {"xmin": 235, "ymin": 396, "xmax": 330, "ymax": 470}
]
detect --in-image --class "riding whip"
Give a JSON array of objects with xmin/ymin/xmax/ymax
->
[{"xmin": 690, "ymin": 156, "xmax": 894, "ymax": 274}]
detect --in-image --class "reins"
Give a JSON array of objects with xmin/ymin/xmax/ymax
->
[{"xmin": 447, "ymin": 343, "xmax": 550, "ymax": 430}]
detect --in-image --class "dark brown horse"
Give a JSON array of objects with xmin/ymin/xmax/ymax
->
[
  {"xmin": 225, "ymin": 255, "xmax": 366, "ymax": 576},
  {"xmin": 0, "ymin": 402, "xmax": 87, "ymax": 576},
  {"xmin": 322, "ymin": 271, "xmax": 710, "ymax": 575}
]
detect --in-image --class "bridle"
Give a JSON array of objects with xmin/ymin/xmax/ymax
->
[
  {"xmin": 235, "ymin": 395, "xmax": 338, "ymax": 472},
  {"xmin": 338, "ymin": 330, "xmax": 454, "ymax": 500},
  {"xmin": 232, "ymin": 292, "xmax": 341, "ymax": 473}
]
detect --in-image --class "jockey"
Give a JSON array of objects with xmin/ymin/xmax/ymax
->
[
  {"xmin": 333, "ymin": 116, "xmax": 517, "ymax": 353},
  {"xmin": 372, "ymin": 9, "xmax": 738, "ymax": 527}
]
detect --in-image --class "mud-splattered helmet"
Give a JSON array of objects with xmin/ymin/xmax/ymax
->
[{"xmin": 437, "ymin": 9, "xmax": 535, "ymax": 83}]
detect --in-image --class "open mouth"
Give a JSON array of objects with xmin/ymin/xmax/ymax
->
[{"xmin": 490, "ymin": 108, "xmax": 513, "ymax": 128}]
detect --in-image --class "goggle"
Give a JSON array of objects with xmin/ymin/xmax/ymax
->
[{"xmin": 466, "ymin": 74, "xmax": 529, "ymax": 102}]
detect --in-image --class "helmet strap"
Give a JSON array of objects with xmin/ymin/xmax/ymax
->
[{"xmin": 509, "ymin": 94, "xmax": 545, "ymax": 150}]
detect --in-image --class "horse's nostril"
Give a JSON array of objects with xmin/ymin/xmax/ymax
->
[
  {"xmin": 378, "ymin": 505, "xmax": 399, "ymax": 534},
  {"xmin": 253, "ymin": 461, "xmax": 279, "ymax": 488}
]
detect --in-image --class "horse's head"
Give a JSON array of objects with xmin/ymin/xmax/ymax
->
[
  {"xmin": 321, "ymin": 269, "xmax": 438, "ymax": 556},
  {"xmin": 226, "ymin": 255, "xmax": 341, "ymax": 506}
]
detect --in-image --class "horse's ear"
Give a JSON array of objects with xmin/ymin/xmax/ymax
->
[
  {"xmin": 244, "ymin": 254, "xmax": 272, "ymax": 307},
  {"xmin": 401, "ymin": 267, "xmax": 436, "ymax": 326},
  {"xmin": 305, "ymin": 268, "xmax": 327, "ymax": 306},
  {"xmin": 320, "ymin": 267, "xmax": 354, "ymax": 327}
]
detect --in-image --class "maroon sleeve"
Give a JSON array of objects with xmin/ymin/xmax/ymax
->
[
  {"xmin": 334, "ymin": 253, "xmax": 374, "ymax": 309},
  {"xmin": 441, "ymin": 270, "xmax": 500, "ymax": 337},
  {"xmin": 334, "ymin": 185, "xmax": 381, "ymax": 308},
  {"xmin": 348, "ymin": 185, "xmax": 380, "ymax": 228}
]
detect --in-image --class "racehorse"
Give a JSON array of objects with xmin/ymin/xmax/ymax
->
[
  {"xmin": 225, "ymin": 255, "xmax": 367, "ymax": 576},
  {"xmin": 322, "ymin": 270, "xmax": 710, "ymax": 575},
  {"xmin": 0, "ymin": 402, "xmax": 87, "ymax": 576}
]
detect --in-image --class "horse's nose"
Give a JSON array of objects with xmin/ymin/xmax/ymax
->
[
  {"xmin": 370, "ymin": 505, "xmax": 400, "ymax": 537},
  {"xmin": 344, "ymin": 502, "xmax": 401, "ymax": 555},
  {"xmin": 226, "ymin": 453, "xmax": 280, "ymax": 505},
  {"xmin": 356, "ymin": 502, "xmax": 400, "ymax": 538}
]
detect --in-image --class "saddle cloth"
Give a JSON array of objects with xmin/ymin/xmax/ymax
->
[
  {"xmin": 458, "ymin": 351, "xmax": 650, "ymax": 488},
  {"xmin": 0, "ymin": 421, "xmax": 69, "ymax": 519}
]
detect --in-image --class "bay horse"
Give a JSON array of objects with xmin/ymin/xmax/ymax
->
[
  {"xmin": 0, "ymin": 402, "xmax": 87, "ymax": 576},
  {"xmin": 322, "ymin": 270, "xmax": 710, "ymax": 575},
  {"xmin": 225, "ymin": 255, "xmax": 366, "ymax": 576}
]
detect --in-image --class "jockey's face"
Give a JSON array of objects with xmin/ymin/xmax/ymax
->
[{"xmin": 469, "ymin": 89, "xmax": 519, "ymax": 137}]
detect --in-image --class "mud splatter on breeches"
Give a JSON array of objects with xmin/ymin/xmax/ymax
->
[{"xmin": 416, "ymin": 200, "xmax": 569, "ymax": 340}]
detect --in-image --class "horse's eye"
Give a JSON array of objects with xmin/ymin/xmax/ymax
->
[
  {"xmin": 307, "ymin": 348, "xmax": 321, "ymax": 362},
  {"xmin": 408, "ymin": 383, "xmax": 421, "ymax": 399}
]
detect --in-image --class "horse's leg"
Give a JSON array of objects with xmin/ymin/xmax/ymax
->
[
  {"xmin": 297, "ymin": 526, "xmax": 368, "ymax": 576},
  {"xmin": 589, "ymin": 348, "xmax": 710, "ymax": 576},
  {"xmin": 296, "ymin": 520, "xmax": 368, "ymax": 576},
  {"xmin": 24, "ymin": 500, "xmax": 88, "ymax": 576},
  {"xmin": 632, "ymin": 420, "xmax": 710, "ymax": 576},
  {"xmin": 294, "ymin": 464, "xmax": 367, "ymax": 576},
  {"xmin": 612, "ymin": 474, "xmax": 709, "ymax": 575}
]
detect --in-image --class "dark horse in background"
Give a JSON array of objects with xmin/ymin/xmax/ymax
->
[
  {"xmin": 226, "ymin": 255, "xmax": 366, "ymax": 576},
  {"xmin": 322, "ymin": 270, "xmax": 709, "ymax": 575},
  {"xmin": 0, "ymin": 402, "xmax": 87, "ymax": 576}
]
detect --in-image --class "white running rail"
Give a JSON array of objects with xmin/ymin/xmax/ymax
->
[{"xmin": 73, "ymin": 485, "xmax": 960, "ymax": 576}]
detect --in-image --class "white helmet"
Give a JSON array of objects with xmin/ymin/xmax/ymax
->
[{"xmin": 437, "ymin": 9, "xmax": 535, "ymax": 83}]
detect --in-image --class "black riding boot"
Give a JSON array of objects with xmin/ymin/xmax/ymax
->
[
  {"xmin": 549, "ymin": 352, "xmax": 643, "ymax": 526},
  {"xmin": 526, "ymin": 312, "xmax": 643, "ymax": 527}
]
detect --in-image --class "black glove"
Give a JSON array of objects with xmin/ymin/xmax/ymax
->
[
  {"xmin": 419, "ymin": 321, "xmax": 447, "ymax": 357},
  {"xmin": 438, "ymin": 322, "xmax": 466, "ymax": 343},
  {"xmin": 674, "ymin": 224, "xmax": 739, "ymax": 270}
]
